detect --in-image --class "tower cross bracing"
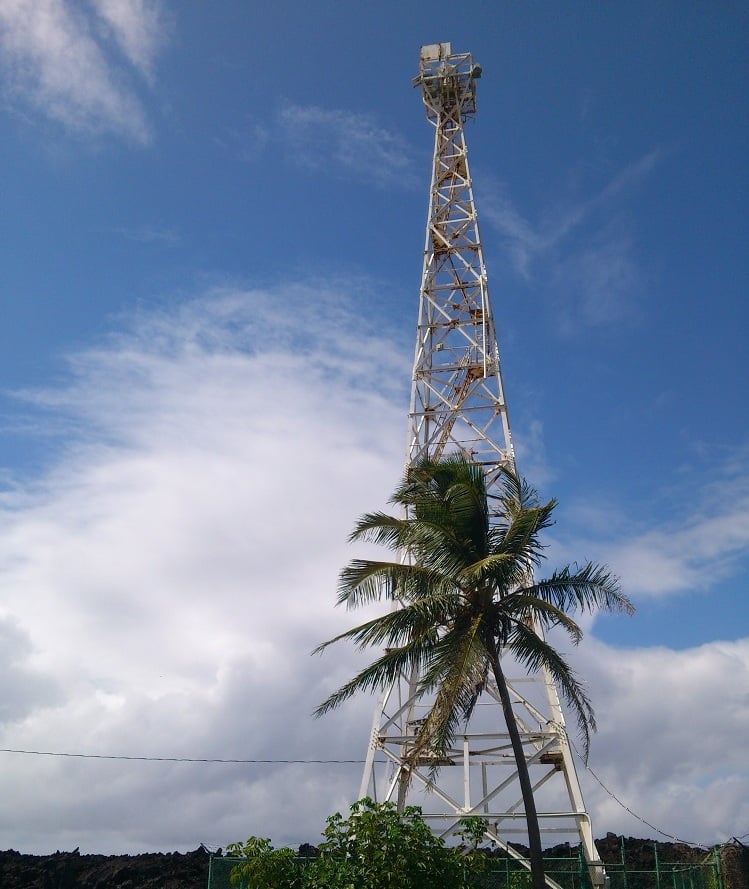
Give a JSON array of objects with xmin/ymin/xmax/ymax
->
[{"xmin": 358, "ymin": 43, "xmax": 605, "ymax": 887}]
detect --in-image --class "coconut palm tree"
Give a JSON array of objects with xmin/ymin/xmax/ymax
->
[{"xmin": 314, "ymin": 455, "xmax": 633, "ymax": 889}]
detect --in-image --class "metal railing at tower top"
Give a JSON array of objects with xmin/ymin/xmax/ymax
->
[{"xmin": 412, "ymin": 42, "xmax": 482, "ymax": 122}]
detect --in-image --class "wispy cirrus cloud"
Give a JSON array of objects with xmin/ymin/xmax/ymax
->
[
  {"xmin": 276, "ymin": 103, "xmax": 419, "ymax": 189},
  {"xmin": 606, "ymin": 457, "xmax": 749, "ymax": 598},
  {"xmin": 217, "ymin": 103, "xmax": 419, "ymax": 189},
  {"xmin": 89, "ymin": 0, "xmax": 170, "ymax": 80},
  {"xmin": 482, "ymin": 151, "xmax": 660, "ymax": 276},
  {"xmin": 548, "ymin": 222, "xmax": 640, "ymax": 333},
  {"xmin": 213, "ymin": 120, "xmax": 270, "ymax": 163},
  {"xmin": 0, "ymin": 0, "xmax": 170, "ymax": 144},
  {"xmin": 555, "ymin": 444, "xmax": 749, "ymax": 599},
  {"xmin": 115, "ymin": 222, "xmax": 180, "ymax": 245},
  {"xmin": 480, "ymin": 151, "xmax": 661, "ymax": 331}
]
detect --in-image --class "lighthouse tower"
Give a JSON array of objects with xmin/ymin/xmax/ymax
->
[{"xmin": 358, "ymin": 43, "xmax": 604, "ymax": 886}]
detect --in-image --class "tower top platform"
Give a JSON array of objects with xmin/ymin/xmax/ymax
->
[{"xmin": 412, "ymin": 42, "xmax": 482, "ymax": 123}]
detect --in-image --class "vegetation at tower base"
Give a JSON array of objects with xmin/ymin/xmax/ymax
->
[
  {"xmin": 0, "ymin": 836, "xmax": 744, "ymax": 889},
  {"xmin": 226, "ymin": 798, "xmax": 488, "ymax": 889},
  {"xmin": 313, "ymin": 455, "xmax": 635, "ymax": 889},
  {"xmin": 219, "ymin": 823, "xmax": 745, "ymax": 889}
]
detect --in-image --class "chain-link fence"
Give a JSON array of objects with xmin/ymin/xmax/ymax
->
[{"xmin": 208, "ymin": 852, "xmax": 722, "ymax": 889}]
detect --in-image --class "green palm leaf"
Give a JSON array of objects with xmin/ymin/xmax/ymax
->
[{"xmin": 314, "ymin": 455, "xmax": 634, "ymax": 888}]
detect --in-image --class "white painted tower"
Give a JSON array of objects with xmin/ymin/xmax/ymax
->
[{"xmin": 358, "ymin": 43, "xmax": 605, "ymax": 887}]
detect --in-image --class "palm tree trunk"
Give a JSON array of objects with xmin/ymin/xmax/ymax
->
[
  {"xmin": 397, "ymin": 767, "xmax": 410, "ymax": 811},
  {"xmin": 489, "ymin": 643, "xmax": 546, "ymax": 889}
]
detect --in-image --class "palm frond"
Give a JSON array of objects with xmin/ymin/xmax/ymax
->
[
  {"xmin": 315, "ymin": 453, "xmax": 634, "ymax": 778},
  {"xmin": 493, "ymin": 501, "xmax": 555, "ymax": 568},
  {"xmin": 526, "ymin": 564, "xmax": 633, "ymax": 615},
  {"xmin": 409, "ymin": 616, "xmax": 488, "ymax": 772},
  {"xmin": 506, "ymin": 620, "xmax": 596, "ymax": 760},
  {"xmin": 313, "ymin": 590, "xmax": 458, "ymax": 655},
  {"xmin": 313, "ymin": 643, "xmax": 435, "ymax": 717},
  {"xmin": 337, "ymin": 559, "xmax": 458, "ymax": 608},
  {"xmin": 349, "ymin": 512, "xmax": 411, "ymax": 547},
  {"xmin": 460, "ymin": 552, "xmax": 528, "ymax": 594},
  {"xmin": 501, "ymin": 593, "xmax": 585, "ymax": 644}
]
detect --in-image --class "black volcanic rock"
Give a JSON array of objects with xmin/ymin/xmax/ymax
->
[
  {"xmin": 0, "ymin": 846, "xmax": 210, "ymax": 889},
  {"xmin": 0, "ymin": 838, "xmax": 746, "ymax": 889}
]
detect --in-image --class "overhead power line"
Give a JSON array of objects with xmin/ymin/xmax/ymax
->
[
  {"xmin": 0, "ymin": 748, "xmax": 364, "ymax": 764},
  {"xmin": 1, "ymin": 745, "xmax": 733, "ymax": 850},
  {"xmin": 571, "ymin": 742, "xmax": 706, "ymax": 848}
]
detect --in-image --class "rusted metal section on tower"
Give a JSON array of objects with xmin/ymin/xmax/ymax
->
[{"xmin": 408, "ymin": 43, "xmax": 513, "ymax": 488}]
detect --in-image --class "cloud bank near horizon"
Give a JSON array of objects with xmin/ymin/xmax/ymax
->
[{"xmin": 0, "ymin": 281, "xmax": 746, "ymax": 853}]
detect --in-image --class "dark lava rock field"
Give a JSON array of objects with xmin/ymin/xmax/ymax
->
[{"xmin": 0, "ymin": 836, "xmax": 746, "ymax": 889}]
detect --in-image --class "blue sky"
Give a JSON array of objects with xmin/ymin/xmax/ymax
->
[{"xmin": 0, "ymin": 0, "xmax": 747, "ymax": 855}]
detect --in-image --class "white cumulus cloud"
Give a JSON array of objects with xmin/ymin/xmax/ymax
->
[
  {"xmin": 0, "ymin": 281, "xmax": 746, "ymax": 853},
  {"xmin": 0, "ymin": 281, "xmax": 408, "ymax": 852}
]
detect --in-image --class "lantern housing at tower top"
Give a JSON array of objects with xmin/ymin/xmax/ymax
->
[{"xmin": 412, "ymin": 42, "xmax": 482, "ymax": 123}]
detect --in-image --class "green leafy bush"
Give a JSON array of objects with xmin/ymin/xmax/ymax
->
[
  {"xmin": 228, "ymin": 798, "xmax": 487, "ymax": 889},
  {"xmin": 225, "ymin": 836, "xmax": 304, "ymax": 889}
]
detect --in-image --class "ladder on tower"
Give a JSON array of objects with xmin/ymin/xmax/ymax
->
[{"xmin": 358, "ymin": 43, "xmax": 606, "ymax": 889}]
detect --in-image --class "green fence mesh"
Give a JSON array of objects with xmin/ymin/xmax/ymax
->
[
  {"xmin": 208, "ymin": 853, "xmax": 721, "ymax": 889},
  {"xmin": 603, "ymin": 861, "xmax": 721, "ymax": 889},
  {"xmin": 207, "ymin": 855, "xmax": 241, "ymax": 889}
]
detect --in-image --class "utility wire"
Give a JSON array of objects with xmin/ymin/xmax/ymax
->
[
  {"xmin": 1, "ymin": 745, "xmax": 736, "ymax": 849},
  {"xmin": 0, "ymin": 748, "xmax": 364, "ymax": 764},
  {"xmin": 571, "ymin": 742, "xmax": 706, "ymax": 848}
]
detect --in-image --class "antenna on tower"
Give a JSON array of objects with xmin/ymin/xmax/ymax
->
[{"xmin": 358, "ymin": 43, "xmax": 606, "ymax": 888}]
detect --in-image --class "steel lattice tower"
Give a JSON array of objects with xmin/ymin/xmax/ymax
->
[{"xmin": 359, "ymin": 43, "xmax": 605, "ymax": 886}]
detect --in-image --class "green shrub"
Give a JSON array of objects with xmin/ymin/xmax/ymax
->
[{"xmin": 228, "ymin": 798, "xmax": 487, "ymax": 889}]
